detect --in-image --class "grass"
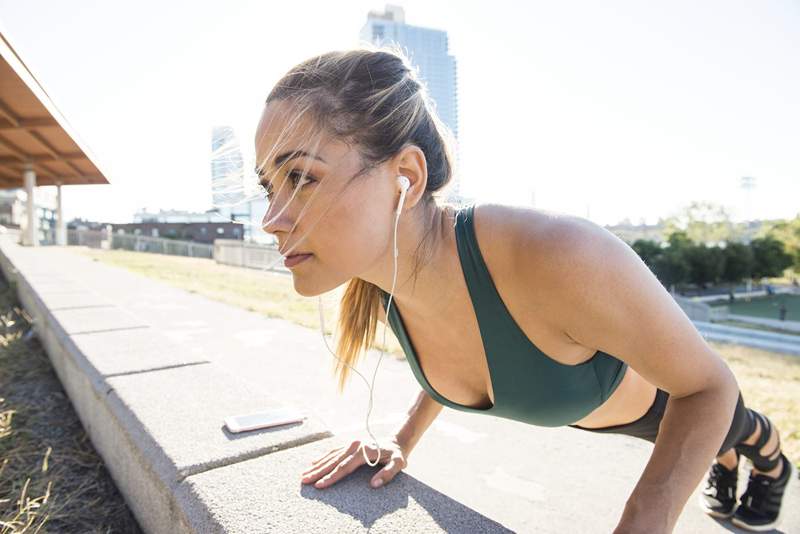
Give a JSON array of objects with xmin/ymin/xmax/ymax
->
[
  {"xmin": 69, "ymin": 247, "xmax": 798, "ymax": 468},
  {"xmin": 707, "ymin": 340, "xmax": 800, "ymax": 469},
  {"xmin": 707, "ymin": 293, "xmax": 800, "ymax": 322},
  {"xmin": 0, "ymin": 278, "xmax": 142, "ymax": 533}
]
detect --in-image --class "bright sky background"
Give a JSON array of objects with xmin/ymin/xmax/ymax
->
[{"xmin": 0, "ymin": 0, "xmax": 797, "ymax": 226}]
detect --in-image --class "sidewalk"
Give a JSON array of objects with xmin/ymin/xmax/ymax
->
[{"xmin": 2, "ymin": 238, "xmax": 797, "ymax": 533}]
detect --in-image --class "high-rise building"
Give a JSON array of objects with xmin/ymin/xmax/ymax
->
[
  {"xmin": 210, "ymin": 126, "xmax": 244, "ymax": 221},
  {"xmin": 360, "ymin": 5, "xmax": 464, "ymax": 204},
  {"xmin": 210, "ymin": 126, "xmax": 266, "ymax": 240}
]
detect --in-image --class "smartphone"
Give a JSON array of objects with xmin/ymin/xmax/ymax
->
[{"xmin": 224, "ymin": 407, "xmax": 307, "ymax": 433}]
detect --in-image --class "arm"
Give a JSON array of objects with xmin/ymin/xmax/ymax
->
[
  {"xmin": 303, "ymin": 305, "xmax": 441, "ymax": 491},
  {"xmin": 376, "ymin": 299, "xmax": 444, "ymax": 457},
  {"xmin": 391, "ymin": 388, "xmax": 444, "ymax": 456},
  {"xmin": 517, "ymin": 216, "xmax": 739, "ymax": 533}
]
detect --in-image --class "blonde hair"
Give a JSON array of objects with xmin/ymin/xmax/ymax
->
[{"xmin": 265, "ymin": 44, "xmax": 458, "ymax": 393}]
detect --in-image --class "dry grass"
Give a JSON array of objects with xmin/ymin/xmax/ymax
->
[
  {"xmin": 0, "ymin": 278, "xmax": 141, "ymax": 533},
  {"xmin": 708, "ymin": 340, "xmax": 800, "ymax": 469}
]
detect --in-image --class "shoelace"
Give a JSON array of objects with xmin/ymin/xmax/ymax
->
[
  {"xmin": 707, "ymin": 464, "xmax": 734, "ymax": 489},
  {"xmin": 706, "ymin": 464, "xmax": 736, "ymax": 500}
]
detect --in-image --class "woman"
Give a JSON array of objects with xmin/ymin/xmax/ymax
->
[{"xmin": 253, "ymin": 46, "xmax": 793, "ymax": 532}]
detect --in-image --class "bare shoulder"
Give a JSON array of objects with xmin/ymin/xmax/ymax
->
[
  {"xmin": 472, "ymin": 203, "xmax": 620, "ymax": 334},
  {"xmin": 471, "ymin": 202, "xmax": 598, "ymax": 277}
]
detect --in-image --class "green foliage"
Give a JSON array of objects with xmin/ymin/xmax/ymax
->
[
  {"xmin": 630, "ymin": 202, "xmax": 799, "ymax": 288},
  {"xmin": 750, "ymin": 236, "xmax": 794, "ymax": 279},
  {"xmin": 721, "ymin": 242, "xmax": 754, "ymax": 282},
  {"xmin": 631, "ymin": 230, "xmax": 795, "ymax": 289},
  {"xmin": 662, "ymin": 201, "xmax": 747, "ymax": 244},
  {"xmin": 762, "ymin": 216, "xmax": 800, "ymax": 271}
]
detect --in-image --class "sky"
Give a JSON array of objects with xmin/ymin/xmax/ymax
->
[{"xmin": 0, "ymin": 0, "xmax": 797, "ymax": 226}]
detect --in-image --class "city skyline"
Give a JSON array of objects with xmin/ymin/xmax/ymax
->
[{"xmin": 0, "ymin": 1, "xmax": 797, "ymax": 227}]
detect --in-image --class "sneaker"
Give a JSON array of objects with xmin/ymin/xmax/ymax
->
[
  {"xmin": 699, "ymin": 460, "xmax": 739, "ymax": 518},
  {"xmin": 731, "ymin": 452, "xmax": 795, "ymax": 531}
]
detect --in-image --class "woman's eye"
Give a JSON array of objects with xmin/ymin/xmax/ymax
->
[
  {"xmin": 288, "ymin": 171, "xmax": 316, "ymax": 188},
  {"xmin": 261, "ymin": 172, "xmax": 316, "ymax": 201}
]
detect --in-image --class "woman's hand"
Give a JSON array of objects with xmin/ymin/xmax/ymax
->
[{"xmin": 300, "ymin": 436, "xmax": 408, "ymax": 490}]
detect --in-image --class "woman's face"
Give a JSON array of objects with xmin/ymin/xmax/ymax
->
[{"xmin": 255, "ymin": 99, "xmax": 397, "ymax": 297}]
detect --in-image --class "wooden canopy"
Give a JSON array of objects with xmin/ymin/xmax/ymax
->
[{"xmin": 0, "ymin": 30, "xmax": 108, "ymax": 188}]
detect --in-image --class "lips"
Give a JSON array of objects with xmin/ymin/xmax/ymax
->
[{"xmin": 283, "ymin": 252, "xmax": 312, "ymax": 268}]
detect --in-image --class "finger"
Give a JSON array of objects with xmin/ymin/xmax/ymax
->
[
  {"xmin": 302, "ymin": 451, "xmax": 349, "ymax": 484},
  {"xmin": 370, "ymin": 458, "xmax": 403, "ymax": 488},
  {"xmin": 313, "ymin": 450, "xmax": 364, "ymax": 489},
  {"xmin": 301, "ymin": 442, "xmax": 359, "ymax": 479},
  {"xmin": 301, "ymin": 454, "xmax": 348, "ymax": 484},
  {"xmin": 302, "ymin": 448, "xmax": 344, "ymax": 474},
  {"xmin": 306, "ymin": 442, "xmax": 356, "ymax": 470}
]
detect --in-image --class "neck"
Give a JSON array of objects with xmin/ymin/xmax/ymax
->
[{"xmin": 359, "ymin": 201, "xmax": 461, "ymax": 318}]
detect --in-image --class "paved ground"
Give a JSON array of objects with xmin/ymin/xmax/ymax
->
[{"xmin": 19, "ymin": 245, "xmax": 800, "ymax": 533}]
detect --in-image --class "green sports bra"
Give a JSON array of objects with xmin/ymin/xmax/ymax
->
[{"xmin": 380, "ymin": 204, "xmax": 628, "ymax": 428}]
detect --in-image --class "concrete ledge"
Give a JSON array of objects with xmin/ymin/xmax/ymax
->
[
  {"xmin": 178, "ymin": 436, "xmax": 513, "ymax": 533},
  {"xmin": 0, "ymin": 238, "xmax": 509, "ymax": 533}
]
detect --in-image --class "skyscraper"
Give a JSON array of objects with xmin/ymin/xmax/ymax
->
[
  {"xmin": 210, "ymin": 126, "xmax": 264, "ymax": 240},
  {"xmin": 360, "ymin": 5, "xmax": 463, "ymax": 203}
]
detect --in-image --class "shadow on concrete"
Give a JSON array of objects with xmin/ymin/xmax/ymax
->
[
  {"xmin": 299, "ymin": 465, "xmax": 514, "ymax": 533},
  {"xmin": 709, "ymin": 515, "xmax": 788, "ymax": 534}
]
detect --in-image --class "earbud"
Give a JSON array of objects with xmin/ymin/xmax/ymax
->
[
  {"xmin": 396, "ymin": 175, "xmax": 410, "ymax": 215},
  {"xmin": 397, "ymin": 175, "xmax": 410, "ymax": 192}
]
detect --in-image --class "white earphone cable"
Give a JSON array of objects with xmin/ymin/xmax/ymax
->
[{"xmin": 316, "ymin": 177, "xmax": 408, "ymax": 467}]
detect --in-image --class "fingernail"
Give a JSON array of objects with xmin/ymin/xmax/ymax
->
[{"xmin": 372, "ymin": 478, "xmax": 383, "ymax": 488}]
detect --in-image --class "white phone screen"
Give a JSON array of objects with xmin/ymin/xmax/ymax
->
[{"xmin": 225, "ymin": 408, "xmax": 306, "ymax": 433}]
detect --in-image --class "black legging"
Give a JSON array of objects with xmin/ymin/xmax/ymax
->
[{"xmin": 568, "ymin": 389, "xmax": 777, "ymax": 467}]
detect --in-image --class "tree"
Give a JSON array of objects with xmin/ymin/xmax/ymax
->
[
  {"xmin": 652, "ymin": 246, "xmax": 691, "ymax": 290},
  {"xmin": 631, "ymin": 239, "xmax": 662, "ymax": 271},
  {"xmin": 662, "ymin": 201, "xmax": 746, "ymax": 244},
  {"xmin": 684, "ymin": 244, "xmax": 725, "ymax": 287},
  {"xmin": 750, "ymin": 236, "xmax": 794, "ymax": 279},
  {"xmin": 721, "ymin": 242, "xmax": 754, "ymax": 283},
  {"xmin": 761, "ymin": 216, "xmax": 800, "ymax": 272}
]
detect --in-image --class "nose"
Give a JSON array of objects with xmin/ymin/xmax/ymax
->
[{"xmin": 261, "ymin": 194, "xmax": 297, "ymax": 241}]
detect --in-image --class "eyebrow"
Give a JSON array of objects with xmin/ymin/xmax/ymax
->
[
  {"xmin": 255, "ymin": 150, "xmax": 326, "ymax": 181},
  {"xmin": 275, "ymin": 150, "xmax": 325, "ymax": 167}
]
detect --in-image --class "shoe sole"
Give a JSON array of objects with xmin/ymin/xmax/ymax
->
[
  {"xmin": 697, "ymin": 493, "xmax": 736, "ymax": 519},
  {"xmin": 730, "ymin": 458, "xmax": 796, "ymax": 532}
]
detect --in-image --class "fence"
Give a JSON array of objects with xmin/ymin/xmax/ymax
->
[
  {"xmin": 68, "ymin": 229, "xmax": 106, "ymax": 248},
  {"xmin": 112, "ymin": 233, "xmax": 213, "ymax": 258},
  {"xmin": 67, "ymin": 229, "xmax": 214, "ymax": 259},
  {"xmin": 214, "ymin": 239, "xmax": 289, "ymax": 273},
  {"xmin": 672, "ymin": 294, "xmax": 729, "ymax": 322}
]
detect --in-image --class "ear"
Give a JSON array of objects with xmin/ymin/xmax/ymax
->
[{"xmin": 391, "ymin": 144, "xmax": 428, "ymax": 210}]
